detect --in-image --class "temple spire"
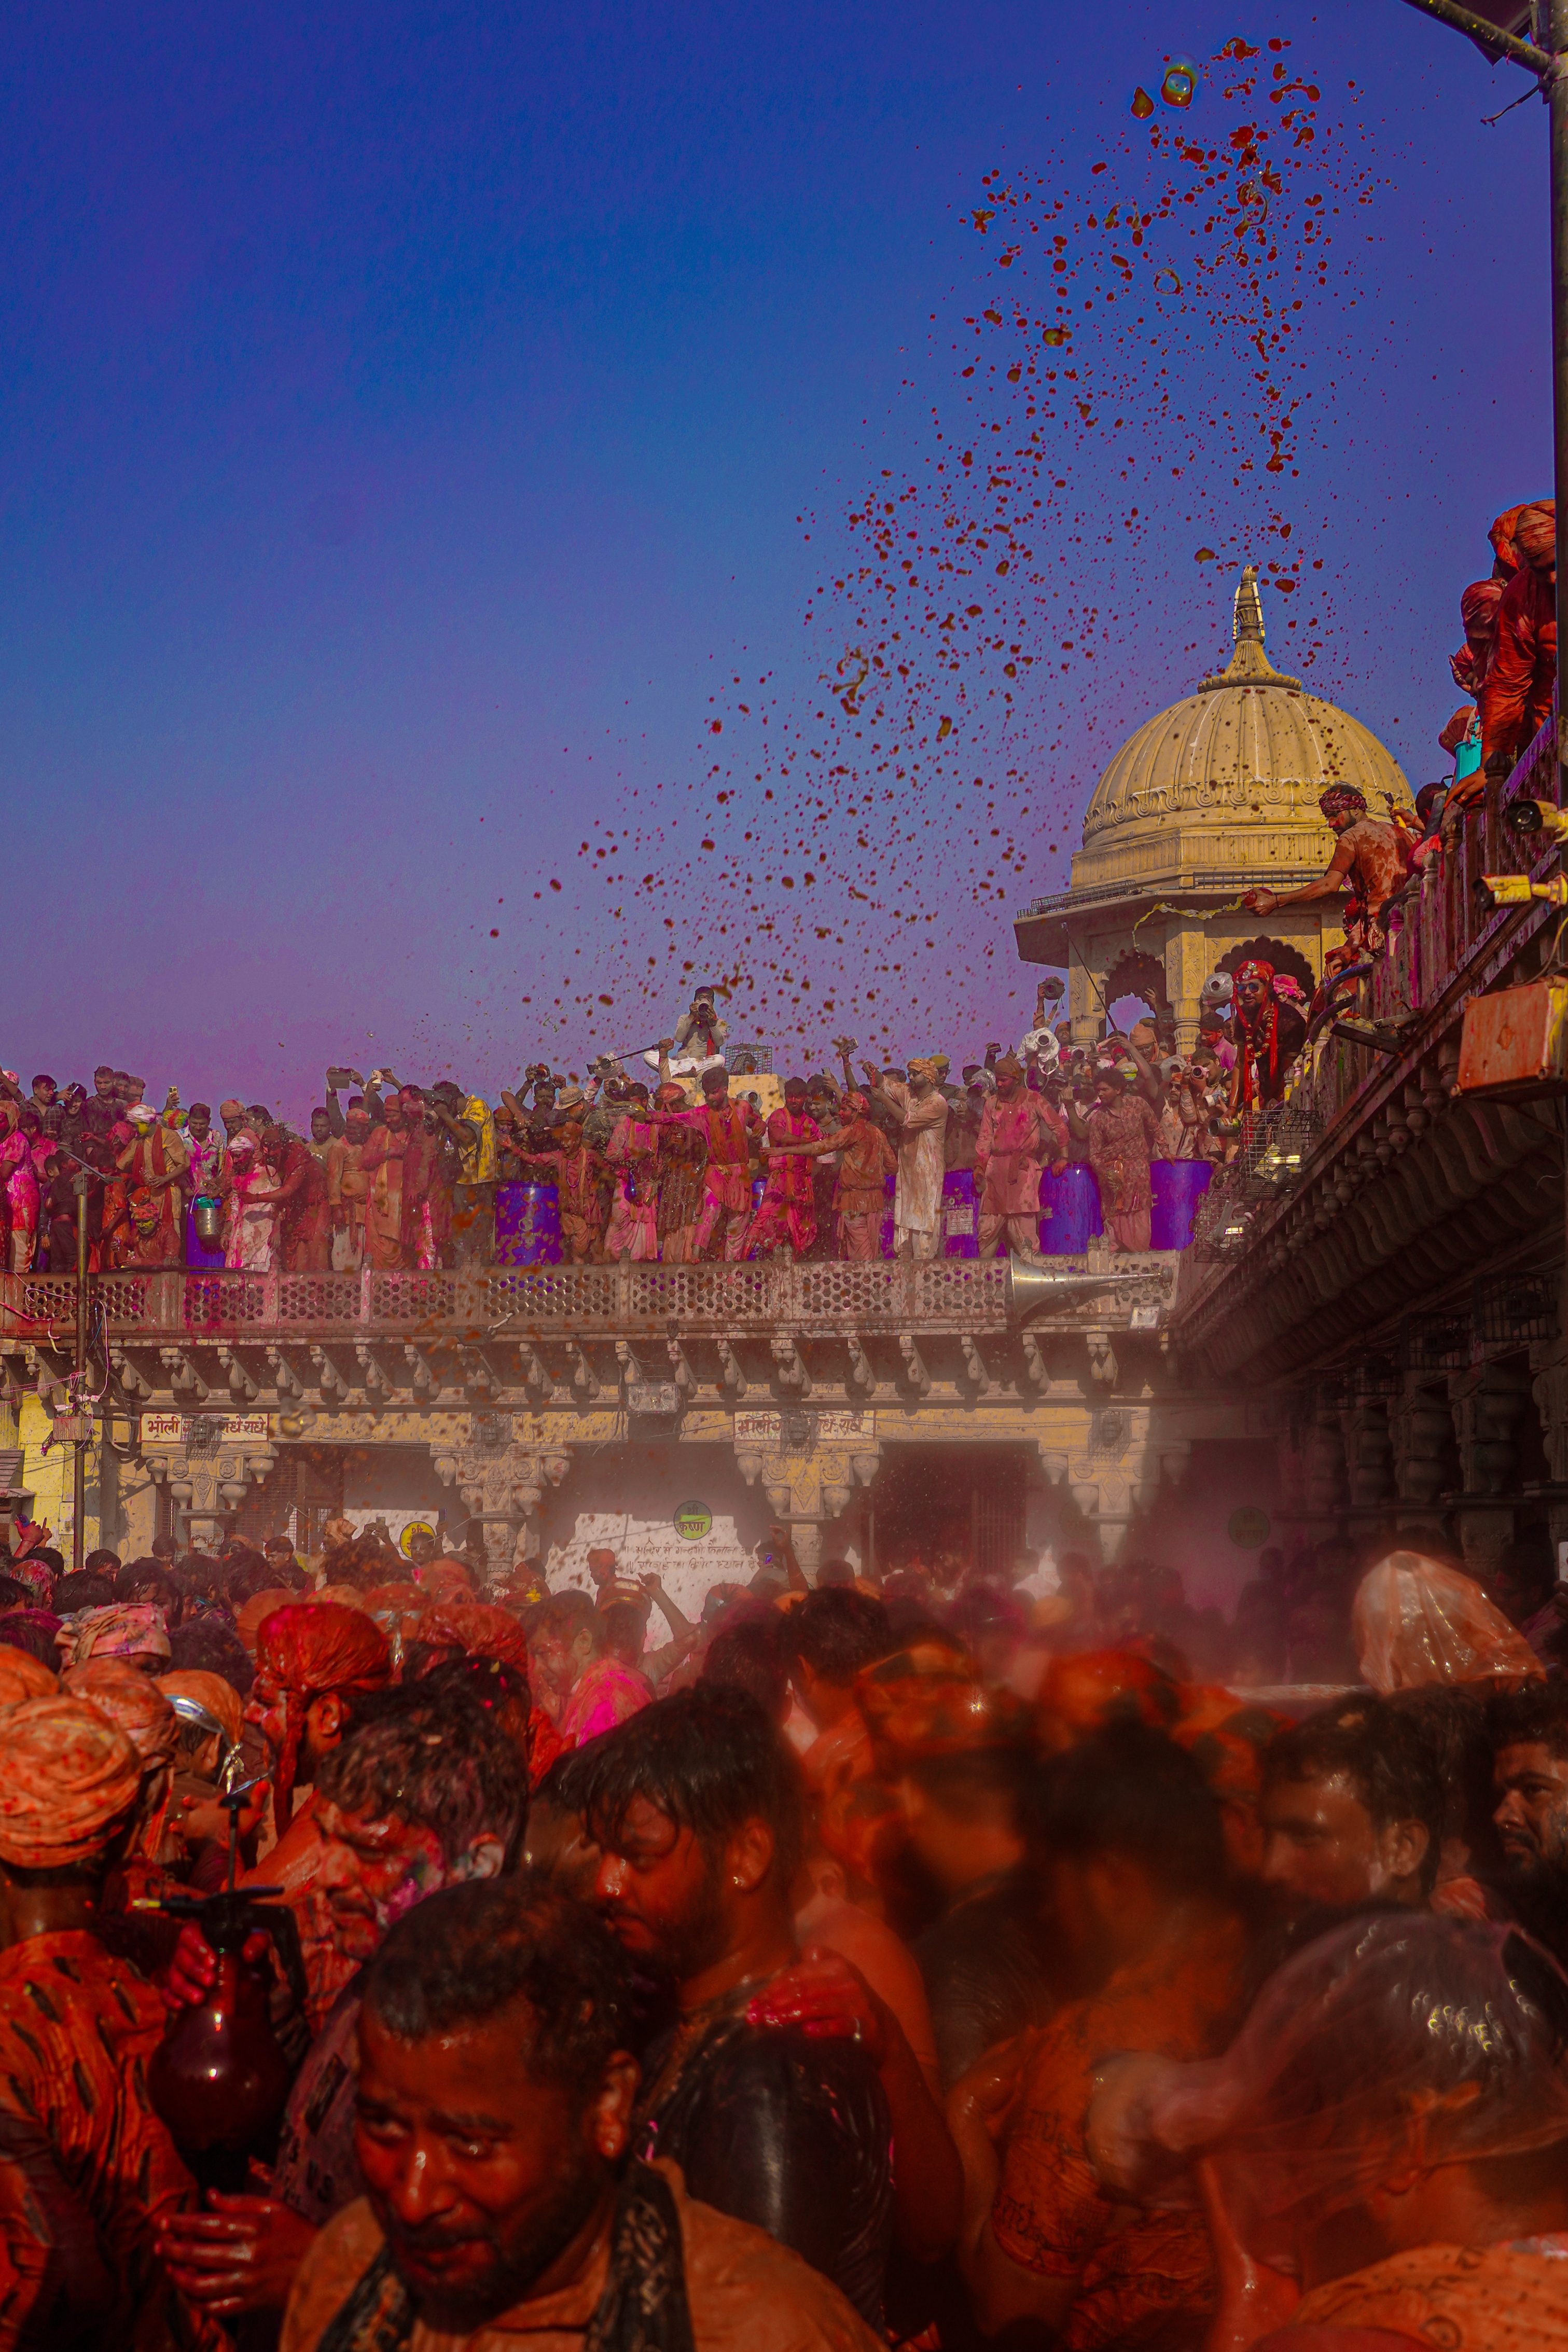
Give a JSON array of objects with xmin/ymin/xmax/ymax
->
[
  {"xmin": 1197, "ymin": 563, "xmax": 1300, "ymax": 691},
  {"xmin": 1233, "ymin": 563, "xmax": 1266, "ymax": 645}
]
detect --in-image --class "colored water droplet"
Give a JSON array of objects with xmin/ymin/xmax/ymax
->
[
  {"xmin": 1154, "ymin": 267, "xmax": 1182, "ymax": 297},
  {"xmin": 1195, "ymin": 547, "xmax": 1217, "ymax": 562},
  {"xmin": 1131, "ymin": 86, "xmax": 1155, "ymax": 118},
  {"xmin": 1161, "ymin": 56, "xmax": 1198, "ymax": 106},
  {"xmin": 937, "ymin": 716, "xmax": 953, "ymax": 740},
  {"xmin": 1043, "ymin": 327, "xmax": 1067, "ymax": 346}
]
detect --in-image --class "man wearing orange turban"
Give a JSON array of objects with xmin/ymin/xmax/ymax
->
[
  {"xmin": 1481, "ymin": 499, "xmax": 1557, "ymax": 787},
  {"xmin": 0, "ymin": 1696, "xmax": 222, "ymax": 2348},
  {"xmin": 404, "ymin": 1599, "xmax": 567, "ymax": 1788}
]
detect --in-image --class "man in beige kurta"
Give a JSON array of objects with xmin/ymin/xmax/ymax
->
[
  {"xmin": 325, "ymin": 1102, "xmax": 371, "ymax": 1271},
  {"xmin": 866, "ymin": 1056, "xmax": 948, "ymax": 1262}
]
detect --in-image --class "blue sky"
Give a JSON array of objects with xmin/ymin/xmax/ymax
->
[{"xmin": 1, "ymin": 0, "xmax": 1549, "ymax": 1107}]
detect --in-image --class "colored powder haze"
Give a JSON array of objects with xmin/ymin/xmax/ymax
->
[{"xmin": 0, "ymin": 2, "xmax": 1549, "ymax": 1108}]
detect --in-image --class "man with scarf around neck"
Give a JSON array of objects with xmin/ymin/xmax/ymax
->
[
  {"xmin": 864, "ymin": 1054, "xmax": 949, "ymax": 1262},
  {"xmin": 1220, "ymin": 962, "xmax": 1309, "ymax": 1117},
  {"xmin": 279, "ymin": 1875, "xmax": 880, "ymax": 2352},
  {"xmin": 575, "ymin": 1684, "xmax": 960, "ymax": 2330},
  {"xmin": 1068, "ymin": 1048, "xmax": 1162, "ymax": 1253},
  {"xmin": 1245, "ymin": 787, "xmax": 1412, "ymax": 965},
  {"xmin": 157, "ymin": 1682, "xmax": 527, "ymax": 2335},
  {"xmin": 645, "ymin": 1059, "xmax": 760, "ymax": 1262}
]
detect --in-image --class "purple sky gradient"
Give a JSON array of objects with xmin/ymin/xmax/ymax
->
[{"xmin": 1, "ymin": 1, "xmax": 1549, "ymax": 1114}]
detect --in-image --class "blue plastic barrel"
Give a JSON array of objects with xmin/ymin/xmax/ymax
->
[
  {"xmin": 1149, "ymin": 1158, "xmax": 1213, "ymax": 1250},
  {"xmin": 942, "ymin": 1167, "xmax": 978, "ymax": 1258},
  {"xmin": 184, "ymin": 1201, "xmax": 227, "ymax": 1270},
  {"xmin": 752, "ymin": 1175, "xmax": 767, "ymax": 1211},
  {"xmin": 494, "ymin": 1180, "xmax": 563, "ymax": 1267},
  {"xmin": 1038, "ymin": 1165, "xmax": 1104, "ymax": 1255}
]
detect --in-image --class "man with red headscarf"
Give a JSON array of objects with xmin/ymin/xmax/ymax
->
[
  {"xmin": 976, "ymin": 1055, "xmax": 1064, "ymax": 1259},
  {"xmin": 1482, "ymin": 499, "xmax": 1557, "ymax": 787},
  {"xmin": 1451, "ymin": 577, "xmax": 1505, "ymax": 701},
  {"xmin": 648, "ymin": 1059, "xmax": 761, "ymax": 1262},
  {"xmin": 0, "ymin": 1694, "xmax": 224, "ymax": 2348},
  {"xmin": 403, "ymin": 1597, "xmax": 568, "ymax": 1788},
  {"xmin": 743, "ymin": 1078, "xmax": 823, "ymax": 1257},
  {"xmin": 1246, "ymin": 784, "xmax": 1411, "ymax": 964}
]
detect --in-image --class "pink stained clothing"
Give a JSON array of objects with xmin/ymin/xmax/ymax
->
[
  {"xmin": 745, "ymin": 1108, "xmax": 821, "ymax": 1256},
  {"xmin": 1108, "ymin": 1207, "xmax": 1153, "ymax": 1252},
  {"xmin": 840, "ymin": 1209, "xmax": 882, "ymax": 1262},
  {"xmin": 604, "ymin": 1114, "xmax": 660, "ymax": 1262},
  {"xmin": 975, "ymin": 1091, "xmax": 1058, "ymax": 1217},
  {"xmin": 1086, "ymin": 1095, "xmax": 1161, "ymax": 1221},
  {"xmin": 558, "ymin": 1654, "xmax": 653, "ymax": 1746},
  {"xmin": 653, "ymin": 1100, "xmax": 759, "ymax": 1215},
  {"xmin": 1, "ymin": 1133, "xmax": 40, "ymax": 1271}
]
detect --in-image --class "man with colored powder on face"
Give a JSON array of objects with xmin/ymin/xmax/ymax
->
[
  {"xmin": 277, "ymin": 1875, "xmax": 882, "ymax": 2352},
  {"xmin": 1246, "ymin": 784, "xmax": 1411, "ymax": 962},
  {"xmin": 519, "ymin": 1114, "xmax": 609, "ymax": 1263},
  {"xmin": 157, "ymin": 1684, "xmax": 527, "ymax": 2333},
  {"xmin": 1222, "ymin": 960, "xmax": 1308, "ymax": 1115},
  {"xmin": 325, "ymin": 1096, "xmax": 372, "ymax": 1270},
  {"xmin": 603, "ymin": 1082, "xmax": 662, "ymax": 1262},
  {"xmin": 115, "ymin": 1101, "xmax": 189, "ymax": 1267},
  {"xmin": 1069, "ymin": 1055, "xmax": 1161, "ymax": 1253},
  {"xmin": 359, "ymin": 1087, "xmax": 411, "ymax": 1270},
  {"xmin": 975, "ymin": 1053, "xmax": 1063, "ymax": 1260},
  {"xmin": 865, "ymin": 1055, "xmax": 949, "ymax": 1262},
  {"xmin": 1490, "ymin": 1681, "xmax": 1568, "ymax": 1968},
  {"xmin": 767, "ymin": 1088, "xmax": 897, "ymax": 1261},
  {"xmin": 0, "ymin": 1693, "xmax": 228, "ymax": 2350},
  {"xmin": 1481, "ymin": 497, "xmax": 1557, "ymax": 790},
  {"xmin": 646, "ymin": 1057, "xmax": 761, "ymax": 1262},
  {"xmin": 252, "ymin": 1122, "xmax": 333, "ymax": 1272},
  {"xmin": 1257, "ymin": 1703, "xmax": 1441, "ymax": 1926},
  {"xmin": 743, "ymin": 1078, "xmax": 821, "ymax": 1257},
  {"xmin": 527, "ymin": 1590, "xmax": 651, "ymax": 1746}
]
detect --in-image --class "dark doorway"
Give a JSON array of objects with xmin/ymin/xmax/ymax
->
[{"xmin": 871, "ymin": 1447, "xmax": 1029, "ymax": 1583}]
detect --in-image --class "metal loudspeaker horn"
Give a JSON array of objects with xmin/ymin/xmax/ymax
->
[{"xmin": 1004, "ymin": 1257, "xmax": 1117, "ymax": 1321}]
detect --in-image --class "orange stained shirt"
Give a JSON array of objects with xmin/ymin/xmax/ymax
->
[
  {"xmin": 991, "ymin": 1908, "xmax": 1248, "ymax": 2352},
  {"xmin": 282, "ymin": 2159, "xmax": 884, "ymax": 2352},
  {"xmin": 0, "ymin": 1929, "xmax": 225, "ymax": 2351}
]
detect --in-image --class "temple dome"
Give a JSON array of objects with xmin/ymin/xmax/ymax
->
[{"xmin": 1079, "ymin": 567, "xmax": 1412, "ymax": 860}]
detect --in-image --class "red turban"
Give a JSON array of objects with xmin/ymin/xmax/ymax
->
[
  {"xmin": 1460, "ymin": 578, "xmax": 1504, "ymax": 631},
  {"xmin": 0, "ymin": 1696, "xmax": 143, "ymax": 1870},
  {"xmin": 409, "ymin": 1601, "xmax": 531, "ymax": 1676},
  {"xmin": 1515, "ymin": 501, "xmax": 1556, "ymax": 565},
  {"xmin": 1490, "ymin": 504, "xmax": 1530, "ymax": 575},
  {"xmin": 854, "ymin": 1636, "xmax": 1025, "ymax": 1772},
  {"xmin": 1233, "ymin": 959, "xmax": 1275, "ymax": 989},
  {"xmin": 1318, "ymin": 785, "xmax": 1366, "ymax": 819},
  {"xmin": 63, "ymin": 1659, "xmax": 178, "ymax": 1766},
  {"xmin": 255, "ymin": 1602, "xmax": 392, "ymax": 1829}
]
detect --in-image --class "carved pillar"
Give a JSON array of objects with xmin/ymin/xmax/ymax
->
[
  {"xmin": 1300, "ymin": 1398, "xmax": 1347, "ymax": 1542},
  {"xmin": 1448, "ymin": 1361, "xmax": 1534, "ymax": 1581},
  {"xmin": 1388, "ymin": 1376, "xmax": 1455, "ymax": 1541},
  {"xmin": 1337, "ymin": 1396, "xmax": 1394, "ymax": 1516},
  {"xmin": 732, "ymin": 1426, "xmax": 879, "ymax": 1585},
  {"xmin": 431, "ymin": 1417, "xmax": 573, "ymax": 1585}
]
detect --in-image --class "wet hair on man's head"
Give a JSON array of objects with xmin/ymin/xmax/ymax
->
[
  {"xmin": 314, "ymin": 1682, "xmax": 528, "ymax": 1867},
  {"xmin": 84, "ymin": 1549, "xmax": 122, "ymax": 1579},
  {"xmin": 574, "ymin": 1684, "xmax": 805, "ymax": 1887},
  {"xmin": 528, "ymin": 1588, "xmax": 603, "ymax": 1652},
  {"xmin": 1491, "ymin": 1678, "xmax": 1568, "ymax": 1764},
  {"xmin": 1263, "ymin": 1701, "xmax": 1445, "ymax": 1891},
  {"xmin": 782, "ymin": 1586, "xmax": 893, "ymax": 1687},
  {"xmin": 364, "ymin": 1874, "xmax": 634, "ymax": 2092},
  {"xmin": 51, "ymin": 1572, "xmax": 116, "ymax": 1613}
]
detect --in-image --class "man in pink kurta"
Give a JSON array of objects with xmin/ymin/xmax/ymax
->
[
  {"xmin": 1076, "ymin": 1067, "xmax": 1161, "ymax": 1253},
  {"xmin": 975, "ymin": 1057, "xmax": 1064, "ymax": 1259},
  {"xmin": 648, "ymin": 1063, "xmax": 760, "ymax": 1261},
  {"xmin": 743, "ymin": 1081, "xmax": 820, "ymax": 1256},
  {"xmin": 604, "ymin": 1089, "xmax": 661, "ymax": 1262}
]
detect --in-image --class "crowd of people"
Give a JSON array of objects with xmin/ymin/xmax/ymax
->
[{"xmin": 3, "ymin": 1500, "xmax": 1568, "ymax": 2349}]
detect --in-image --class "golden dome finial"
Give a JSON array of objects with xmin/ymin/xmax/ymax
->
[
  {"xmin": 1198, "ymin": 565, "xmax": 1300, "ymax": 690},
  {"xmin": 1233, "ymin": 563, "xmax": 1266, "ymax": 645}
]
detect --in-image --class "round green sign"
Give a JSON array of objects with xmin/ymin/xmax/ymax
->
[
  {"xmin": 1228, "ymin": 1506, "xmax": 1271, "ymax": 1550},
  {"xmin": 673, "ymin": 1499, "xmax": 713, "ymax": 1541}
]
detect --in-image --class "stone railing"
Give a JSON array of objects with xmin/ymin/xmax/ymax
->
[{"xmin": 1, "ymin": 1257, "xmax": 1044, "ymax": 1343}]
